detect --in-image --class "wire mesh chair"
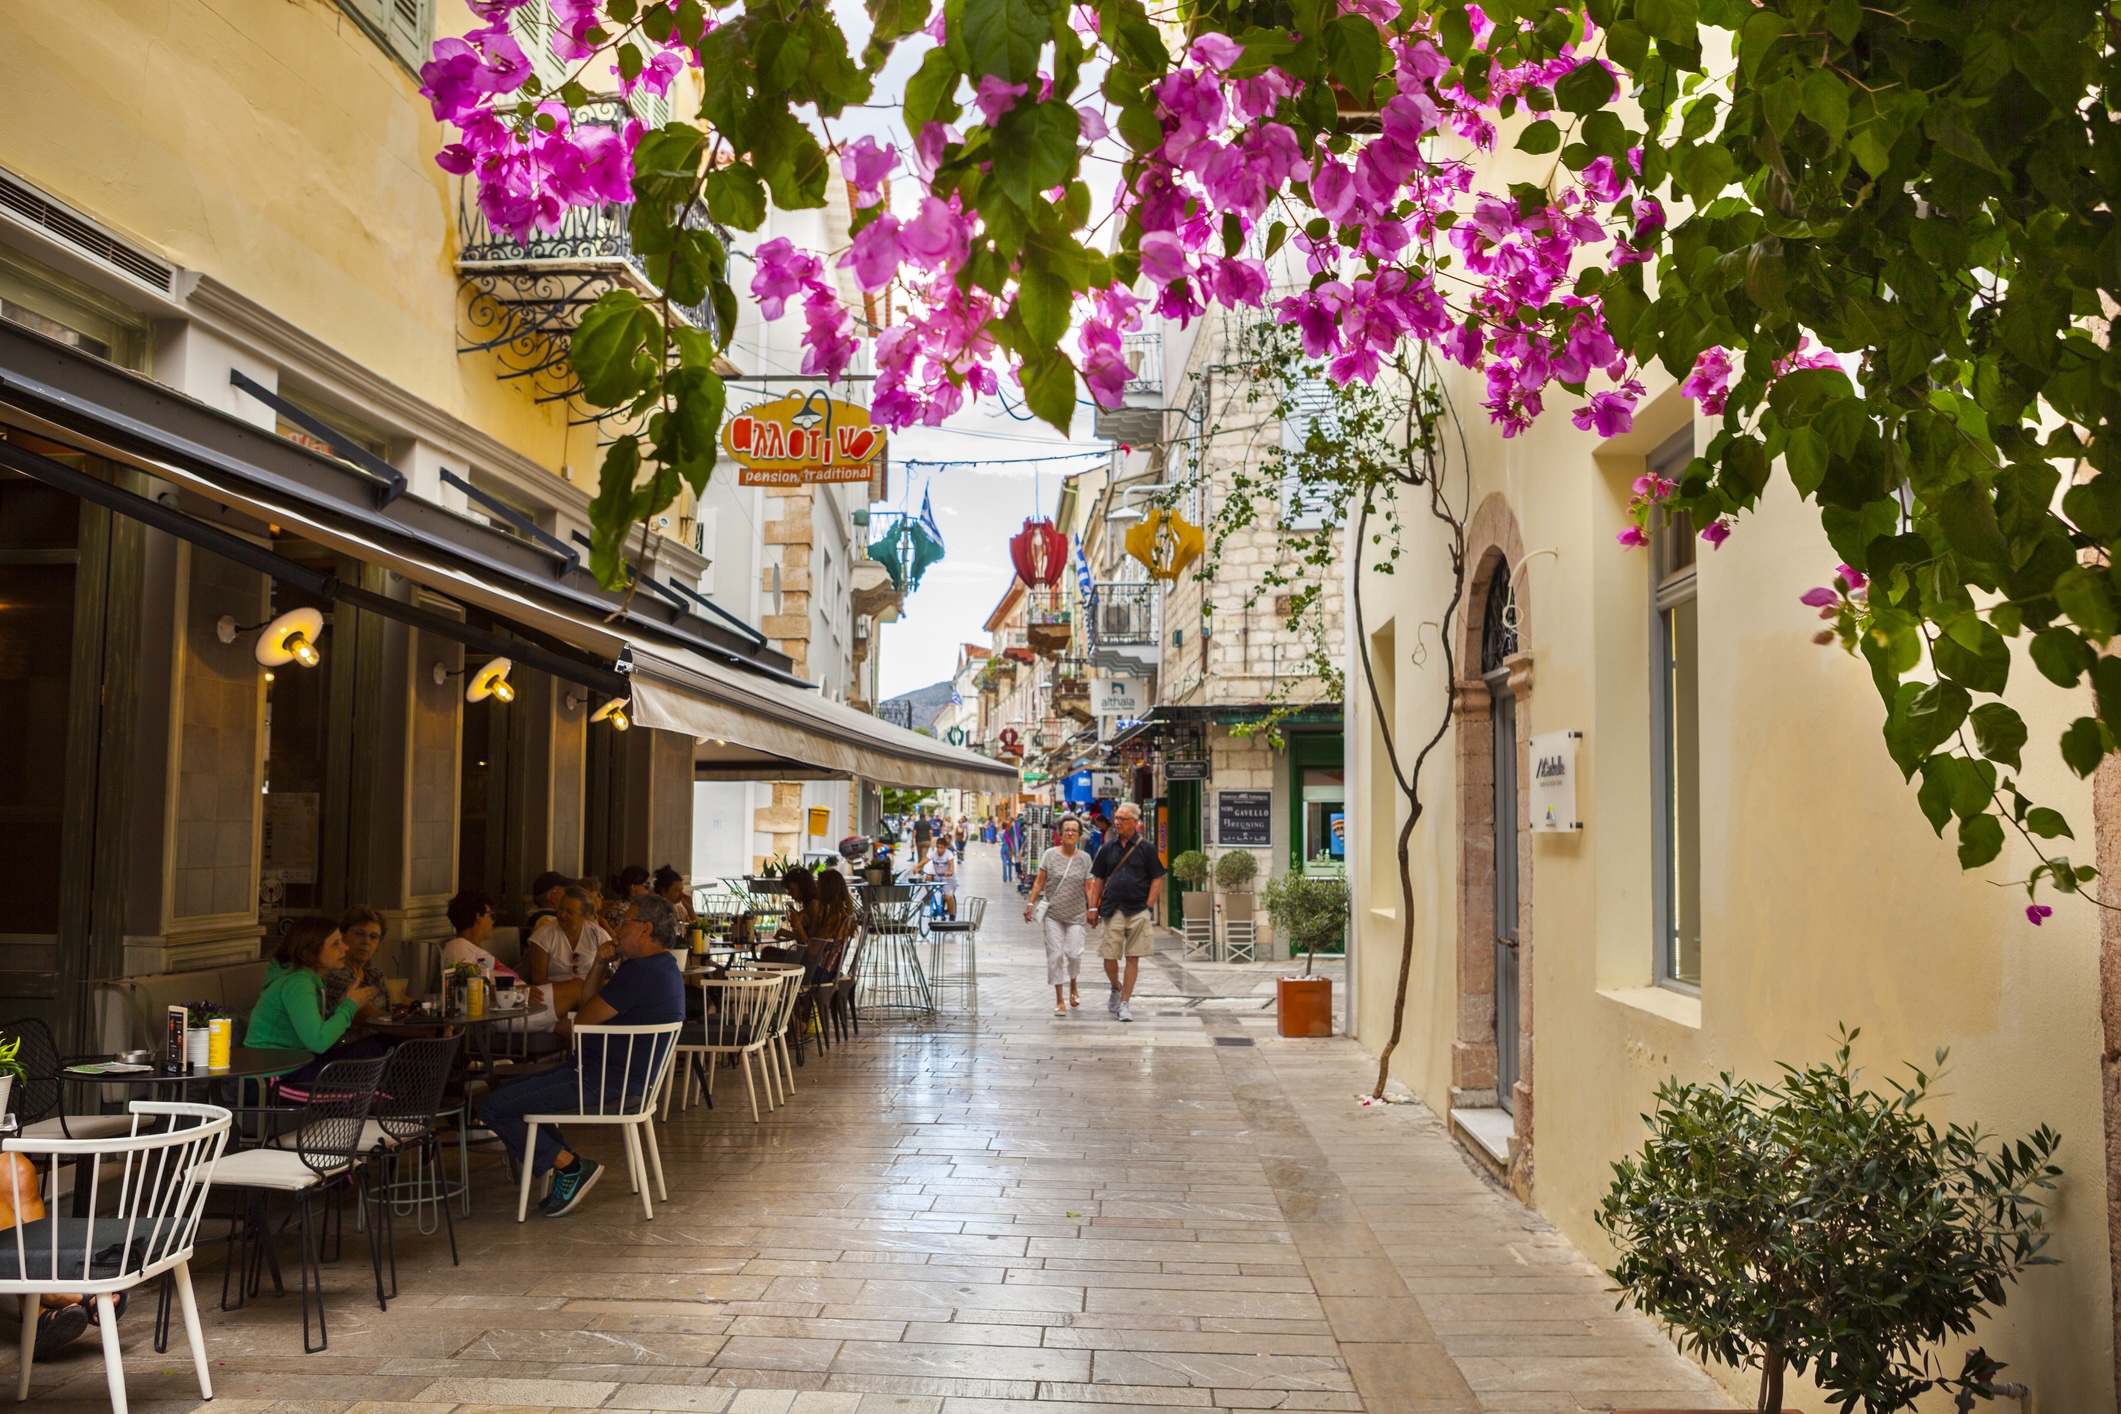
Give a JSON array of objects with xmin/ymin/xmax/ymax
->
[
  {"xmin": 925, "ymin": 895, "xmax": 985, "ymax": 1007},
  {"xmin": 1, "ymin": 1101, "xmax": 230, "ymax": 1413},
  {"xmin": 670, "ymin": 977, "xmax": 781, "ymax": 1122},
  {"xmin": 512, "ymin": 1022, "xmax": 681, "ymax": 1222},
  {"xmin": 370, "ymin": 1035, "xmax": 464, "ymax": 1274},
  {"xmin": 829, "ymin": 928, "xmax": 866, "ymax": 1044},
  {"xmin": 210, "ymin": 1055, "xmax": 387, "ymax": 1352},
  {"xmin": 854, "ymin": 884, "xmax": 934, "ymax": 1019}
]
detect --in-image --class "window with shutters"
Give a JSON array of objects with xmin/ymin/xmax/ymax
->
[
  {"xmin": 1647, "ymin": 428, "xmax": 1701, "ymax": 992},
  {"xmin": 506, "ymin": 2, "xmax": 670, "ymax": 127},
  {"xmin": 339, "ymin": 0, "xmax": 434, "ymax": 75},
  {"xmin": 1277, "ymin": 378, "xmax": 1334, "ymax": 531}
]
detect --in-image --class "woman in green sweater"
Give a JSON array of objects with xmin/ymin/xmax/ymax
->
[{"xmin": 248, "ymin": 916, "xmax": 383, "ymax": 1082}]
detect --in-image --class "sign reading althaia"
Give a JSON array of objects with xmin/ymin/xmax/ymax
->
[{"xmin": 722, "ymin": 392, "xmax": 884, "ymax": 487}]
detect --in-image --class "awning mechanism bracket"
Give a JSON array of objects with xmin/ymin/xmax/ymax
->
[
  {"xmin": 437, "ymin": 466, "xmax": 581, "ymax": 577},
  {"xmin": 228, "ymin": 369, "xmax": 407, "ymax": 507}
]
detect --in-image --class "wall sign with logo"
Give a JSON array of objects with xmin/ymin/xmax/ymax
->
[
  {"xmin": 1529, "ymin": 729, "xmax": 1583, "ymax": 832},
  {"xmin": 1089, "ymin": 677, "xmax": 1147, "ymax": 718},
  {"xmin": 1092, "ymin": 769, "xmax": 1126, "ymax": 798},
  {"xmin": 1164, "ymin": 758, "xmax": 1209, "ymax": 781},
  {"xmin": 723, "ymin": 391, "xmax": 885, "ymax": 487},
  {"xmin": 1216, "ymin": 789, "xmax": 1273, "ymax": 846}
]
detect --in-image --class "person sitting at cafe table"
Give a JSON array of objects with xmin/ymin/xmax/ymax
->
[
  {"xmin": 478, "ymin": 892, "xmax": 687, "ymax": 1217},
  {"xmin": 524, "ymin": 870, "xmax": 573, "ymax": 935},
  {"xmin": 617, "ymin": 864, "xmax": 653, "ymax": 902},
  {"xmin": 249, "ymin": 916, "xmax": 386, "ymax": 1083},
  {"xmin": 528, "ymin": 885, "xmax": 608, "ymax": 988},
  {"xmin": 324, "ymin": 905, "xmax": 390, "ymax": 1029},
  {"xmin": 442, "ymin": 889, "xmax": 562, "ymax": 1033},
  {"xmin": 790, "ymin": 869, "xmax": 856, "ymax": 960},
  {"xmin": 653, "ymin": 864, "xmax": 696, "ymax": 924}
]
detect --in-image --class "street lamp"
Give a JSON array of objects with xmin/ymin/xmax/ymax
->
[
  {"xmin": 434, "ymin": 655, "xmax": 515, "ymax": 703},
  {"xmin": 219, "ymin": 607, "xmax": 324, "ymax": 669}
]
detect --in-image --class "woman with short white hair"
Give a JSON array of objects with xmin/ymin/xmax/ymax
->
[{"xmin": 1024, "ymin": 815, "xmax": 1092, "ymax": 1015}]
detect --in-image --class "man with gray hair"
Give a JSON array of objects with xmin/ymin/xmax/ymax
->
[
  {"xmin": 479, "ymin": 891, "xmax": 686, "ymax": 1216},
  {"xmin": 1086, "ymin": 801, "xmax": 1166, "ymax": 1022}
]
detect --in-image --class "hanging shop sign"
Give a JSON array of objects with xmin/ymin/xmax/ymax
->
[
  {"xmin": 1092, "ymin": 769, "xmax": 1127, "ymax": 798},
  {"xmin": 1164, "ymin": 759, "xmax": 1210, "ymax": 781},
  {"xmin": 1089, "ymin": 676, "xmax": 1148, "ymax": 718},
  {"xmin": 723, "ymin": 391, "xmax": 885, "ymax": 486},
  {"xmin": 1009, "ymin": 517, "xmax": 1069, "ymax": 588},
  {"xmin": 1216, "ymin": 789, "xmax": 1274, "ymax": 846},
  {"xmin": 1124, "ymin": 507, "xmax": 1204, "ymax": 581},
  {"xmin": 1529, "ymin": 729, "xmax": 1584, "ymax": 832}
]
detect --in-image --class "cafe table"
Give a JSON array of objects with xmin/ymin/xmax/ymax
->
[{"xmin": 364, "ymin": 1003, "xmax": 533, "ymax": 1071}]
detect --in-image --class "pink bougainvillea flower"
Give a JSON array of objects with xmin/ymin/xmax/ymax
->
[
  {"xmin": 1679, "ymin": 346, "xmax": 1734, "ymax": 416},
  {"xmin": 975, "ymin": 76, "xmax": 1030, "ymax": 123},
  {"xmin": 2027, "ymin": 904, "xmax": 2054, "ymax": 926},
  {"xmin": 1699, "ymin": 519, "xmax": 1731, "ymax": 549},
  {"xmin": 840, "ymin": 135, "xmax": 897, "ymax": 200},
  {"xmin": 1616, "ymin": 526, "xmax": 1648, "ymax": 549},
  {"xmin": 1835, "ymin": 564, "xmax": 1869, "ymax": 594},
  {"xmin": 840, "ymin": 215, "xmax": 902, "ymax": 291},
  {"xmin": 1078, "ymin": 105, "xmax": 1110, "ymax": 142},
  {"xmin": 1799, "ymin": 587, "xmax": 1840, "ymax": 608},
  {"xmin": 1188, "ymin": 32, "xmax": 1244, "ymax": 70},
  {"xmin": 1137, "ymin": 230, "xmax": 1189, "ymax": 283}
]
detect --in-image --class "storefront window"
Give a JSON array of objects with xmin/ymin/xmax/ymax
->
[
  {"xmin": 0, "ymin": 476, "xmax": 81, "ymax": 934},
  {"xmin": 1301, "ymin": 767, "xmax": 1345, "ymax": 874}
]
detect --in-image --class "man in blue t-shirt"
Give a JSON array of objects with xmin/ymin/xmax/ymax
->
[{"xmin": 480, "ymin": 893, "xmax": 686, "ymax": 1216}]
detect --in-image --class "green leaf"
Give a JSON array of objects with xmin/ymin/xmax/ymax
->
[
  {"xmin": 1956, "ymin": 813, "xmax": 2005, "ymax": 869},
  {"xmin": 2029, "ymin": 628, "xmax": 2093, "ymax": 687},
  {"xmin": 1798, "ymin": 69, "xmax": 1849, "ymax": 145},
  {"xmin": 1915, "ymin": 760, "xmax": 1954, "ymax": 835},
  {"xmin": 1635, "ymin": 0, "xmax": 1697, "ymax": 46},
  {"xmin": 1933, "ymin": 621, "xmax": 2010, "ymax": 694},
  {"xmin": 1517, "ymin": 119, "xmax": 1562, "ymax": 154},
  {"xmin": 1674, "ymin": 142, "xmax": 1735, "ymax": 201},
  {"xmin": 1849, "ymin": 124, "xmax": 1892, "ymax": 177},
  {"xmin": 904, "ymin": 47, "xmax": 962, "ymax": 130},
  {"xmin": 1322, "ymin": 16, "xmax": 1385, "ymax": 107},
  {"xmin": 570, "ymin": 292, "xmax": 660, "ymax": 408},
  {"xmin": 2061, "ymin": 717, "xmax": 2108, "ymax": 777},
  {"xmin": 1784, "ymin": 426, "xmax": 1828, "ymax": 497},
  {"xmin": 1554, "ymin": 59, "xmax": 1617, "ymax": 115},
  {"xmin": 1019, "ymin": 349, "xmax": 1077, "ymax": 431},
  {"xmin": 953, "ymin": 0, "xmax": 1054, "ymax": 83},
  {"xmin": 2025, "ymin": 807, "xmax": 2074, "ymax": 840},
  {"xmin": 867, "ymin": 0, "xmax": 933, "ymax": 43},
  {"xmin": 993, "ymin": 99, "xmax": 1080, "ymax": 208},
  {"xmin": 704, "ymin": 167, "xmax": 766, "ymax": 230},
  {"xmin": 1935, "ymin": 479, "xmax": 2010, "ymax": 564},
  {"xmin": 1968, "ymin": 702, "xmax": 2027, "ymax": 769},
  {"xmin": 1014, "ymin": 256, "xmax": 1073, "ymax": 346}
]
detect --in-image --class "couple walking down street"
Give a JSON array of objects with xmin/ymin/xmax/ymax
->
[{"xmin": 1022, "ymin": 803, "xmax": 1166, "ymax": 1021}]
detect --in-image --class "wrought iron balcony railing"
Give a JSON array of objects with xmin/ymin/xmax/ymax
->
[
  {"xmin": 1088, "ymin": 582, "xmax": 1157, "ymax": 647},
  {"xmin": 1123, "ymin": 331, "xmax": 1161, "ymax": 396},
  {"xmin": 455, "ymin": 101, "xmax": 716, "ymax": 398}
]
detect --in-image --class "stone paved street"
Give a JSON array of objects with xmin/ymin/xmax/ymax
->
[{"xmin": 9, "ymin": 846, "xmax": 1728, "ymax": 1413}]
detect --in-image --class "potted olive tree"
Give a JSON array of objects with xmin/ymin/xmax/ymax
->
[
  {"xmin": 1171, "ymin": 849, "xmax": 1211, "ymax": 942},
  {"xmin": 1262, "ymin": 871, "xmax": 1348, "ymax": 1037},
  {"xmin": 1598, "ymin": 1030, "xmax": 2061, "ymax": 1414}
]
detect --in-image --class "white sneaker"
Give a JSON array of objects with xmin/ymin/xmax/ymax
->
[
  {"xmin": 1116, "ymin": 1001, "xmax": 1134, "ymax": 1022},
  {"xmin": 1107, "ymin": 988, "xmax": 1122, "ymax": 1015}
]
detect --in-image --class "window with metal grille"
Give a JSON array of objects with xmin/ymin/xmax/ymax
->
[{"xmin": 1277, "ymin": 378, "xmax": 1334, "ymax": 531}]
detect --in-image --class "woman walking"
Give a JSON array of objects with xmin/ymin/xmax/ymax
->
[{"xmin": 1024, "ymin": 815, "xmax": 1093, "ymax": 1015}]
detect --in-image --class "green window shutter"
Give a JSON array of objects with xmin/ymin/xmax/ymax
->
[{"xmin": 338, "ymin": 0, "xmax": 431, "ymax": 74}]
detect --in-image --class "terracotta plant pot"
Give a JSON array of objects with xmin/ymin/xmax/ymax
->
[{"xmin": 1276, "ymin": 975, "xmax": 1333, "ymax": 1038}]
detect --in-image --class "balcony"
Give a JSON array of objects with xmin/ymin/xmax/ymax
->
[
  {"xmin": 1087, "ymin": 583, "xmax": 1156, "ymax": 647},
  {"xmin": 1054, "ymin": 656, "xmax": 1093, "ymax": 723},
  {"xmin": 455, "ymin": 102, "xmax": 716, "ymax": 399}
]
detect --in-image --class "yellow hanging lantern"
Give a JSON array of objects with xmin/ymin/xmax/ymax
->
[{"xmin": 1124, "ymin": 507, "xmax": 1205, "ymax": 582}]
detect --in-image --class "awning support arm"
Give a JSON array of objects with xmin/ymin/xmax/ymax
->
[
  {"xmin": 228, "ymin": 370, "xmax": 408, "ymax": 507},
  {"xmin": 437, "ymin": 467, "xmax": 581, "ymax": 577}
]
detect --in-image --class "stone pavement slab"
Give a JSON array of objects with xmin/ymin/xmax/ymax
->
[{"xmin": 1, "ymin": 844, "xmax": 1729, "ymax": 1413}]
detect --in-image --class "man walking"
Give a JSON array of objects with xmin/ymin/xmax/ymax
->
[{"xmin": 1086, "ymin": 802, "xmax": 1165, "ymax": 1022}]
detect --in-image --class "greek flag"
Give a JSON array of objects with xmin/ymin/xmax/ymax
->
[{"xmin": 1073, "ymin": 535, "xmax": 1093, "ymax": 600}]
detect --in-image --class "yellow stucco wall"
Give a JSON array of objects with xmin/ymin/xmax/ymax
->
[
  {"xmin": 1351, "ymin": 363, "xmax": 2114, "ymax": 1409},
  {"xmin": 0, "ymin": 0, "xmax": 594, "ymax": 474}
]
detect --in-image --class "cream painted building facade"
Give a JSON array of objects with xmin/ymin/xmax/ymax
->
[{"xmin": 1345, "ymin": 358, "xmax": 2115, "ymax": 1405}]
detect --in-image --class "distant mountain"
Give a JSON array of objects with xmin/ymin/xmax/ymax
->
[{"xmin": 883, "ymin": 680, "xmax": 955, "ymax": 731}]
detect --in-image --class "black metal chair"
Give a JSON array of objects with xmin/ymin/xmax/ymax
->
[
  {"xmin": 0, "ymin": 1016, "xmax": 136, "ymax": 1140},
  {"xmin": 369, "ymin": 1035, "xmax": 464, "ymax": 1284},
  {"xmin": 208, "ymin": 1055, "xmax": 387, "ymax": 1352}
]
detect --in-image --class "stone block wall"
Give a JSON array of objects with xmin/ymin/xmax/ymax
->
[{"xmin": 171, "ymin": 549, "xmax": 265, "ymax": 929}]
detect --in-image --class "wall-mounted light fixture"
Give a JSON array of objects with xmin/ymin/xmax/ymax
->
[
  {"xmin": 219, "ymin": 607, "xmax": 323, "ymax": 669},
  {"xmin": 434, "ymin": 655, "xmax": 515, "ymax": 703},
  {"xmin": 590, "ymin": 697, "xmax": 631, "ymax": 731}
]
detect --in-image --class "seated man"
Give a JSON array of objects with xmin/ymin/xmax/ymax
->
[{"xmin": 478, "ymin": 892, "xmax": 686, "ymax": 1217}]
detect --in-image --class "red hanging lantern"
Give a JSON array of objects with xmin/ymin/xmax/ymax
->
[{"xmin": 1008, "ymin": 517, "xmax": 1068, "ymax": 589}]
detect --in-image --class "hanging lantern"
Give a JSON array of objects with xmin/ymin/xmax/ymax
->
[
  {"xmin": 1008, "ymin": 516, "xmax": 1068, "ymax": 589},
  {"xmin": 1124, "ymin": 507, "xmax": 1205, "ymax": 582}
]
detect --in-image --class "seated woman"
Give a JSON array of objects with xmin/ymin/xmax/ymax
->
[
  {"xmin": 653, "ymin": 865, "xmax": 696, "ymax": 925},
  {"xmin": 528, "ymin": 886, "xmax": 609, "ymax": 992},
  {"xmin": 247, "ymin": 916, "xmax": 384, "ymax": 1086},
  {"xmin": 790, "ymin": 869, "xmax": 856, "ymax": 965},
  {"xmin": 324, "ymin": 905, "xmax": 389, "ymax": 1024}
]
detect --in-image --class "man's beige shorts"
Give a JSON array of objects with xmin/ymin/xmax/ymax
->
[{"xmin": 1098, "ymin": 909, "xmax": 1156, "ymax": 959}]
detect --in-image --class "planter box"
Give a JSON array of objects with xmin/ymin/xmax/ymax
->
[{"xmin": 1276, "ymin": 975, "xmax": 1333, "ymax": 1038}]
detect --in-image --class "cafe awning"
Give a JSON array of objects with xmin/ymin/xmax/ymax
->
[{"xmin": 0, "ymin": 319, "xmax": 1018, "ymax": 791}]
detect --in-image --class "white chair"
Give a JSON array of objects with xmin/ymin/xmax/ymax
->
[
  {"xmin": 3, "ymin": 1100, "xmax": 232, "ymax": 1414},
  {"xmin": 1181, "ymin": 893, "xmax": 1216, "ymax": 960},
  {"xmin": 671, "ymin": 976, "xmax": 783, "ymax": 1122},
  {"xmin": 514, "ymin": 1021, "xmax": 682, "ymax": 1223},
  {"xmin": 726, "ymin": 965, "xmax": 804, "ymax": 1107}
]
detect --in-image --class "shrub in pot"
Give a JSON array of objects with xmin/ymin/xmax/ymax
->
[
  {"xmin": 1596, "ymin": 1029, "xmax": 2061, "ymax": 1414},
  {"xmin": 1170, "ymin": 850, "xmax": 1209, "ymax": 888},
  {"xmin": 1262, "ymin": 871, "xmax": 1348, "ymax": 1037},
  {"xmin": 1212, "ymin": 849, "xmax": 1258, "ymax": 893}
]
